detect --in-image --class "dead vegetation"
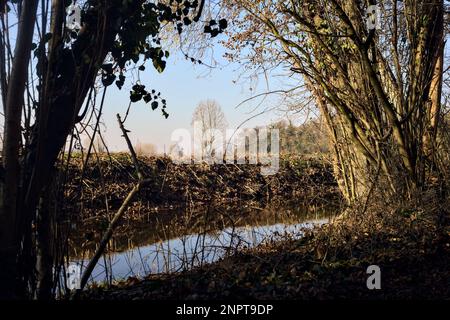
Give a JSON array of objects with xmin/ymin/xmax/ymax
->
[
  {"xmin": 62, "ymin": 154, "xmax": 340, "ymax": 262},
  {"xmin": 82, "ymin": 188, "xmax": 450, "ymax": 300},
  {"xmin": 61, "ymin": 153, "xmax": 340, "ymax": 223}
]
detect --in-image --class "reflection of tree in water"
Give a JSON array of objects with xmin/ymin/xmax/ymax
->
[
  {"xmin": 70, "ymin": 204, "xmax": 334, "ymax": 259},
  {"xmin": 70, "ymin": 215, "xmax": 329, "ymax": 285}
]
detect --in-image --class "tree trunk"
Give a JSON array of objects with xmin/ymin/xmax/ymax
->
[
  {"xmin": 423, "ymin": 4, "xmax": 444, "ymax": 159},
  {"xmin": 35, "ymin": 192, "xmax": 54, "ymax": 300},
  {"xmin": 0, "ymin": 0, "xmax": 39, "ymax": 299}
]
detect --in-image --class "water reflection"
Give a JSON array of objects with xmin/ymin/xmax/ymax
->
[{"xmin": 70, "ymin": 215, "xmax": 328, "ymax": 285}]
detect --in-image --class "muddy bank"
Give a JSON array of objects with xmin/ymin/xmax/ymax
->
[
  {"xmin": 62, "ymin": 154, "xmax": 340, "ymax": 259},
  {"xmin": 62, "ymin": 154, "xmax": 340, "ymax": 222}
]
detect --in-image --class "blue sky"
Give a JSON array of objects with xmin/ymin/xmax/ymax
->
[
  {"xmin": 0, "ymin": 7, "xmax": 296, "ymax": 154},
  {"xmin": 100, "ymin": 44, "xmax": 291, "ymax": 153}
]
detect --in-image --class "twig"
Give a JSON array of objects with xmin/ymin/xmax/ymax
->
[
  {"xmin": 117, "ymin": 114, "xmax": 143, "ymax": 180},
  {"xmin": 71, "ymin": 113, "xmax": 150, "ymax": 298}
]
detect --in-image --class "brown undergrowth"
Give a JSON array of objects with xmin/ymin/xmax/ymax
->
[
  {"xmin": 82, "ymin": 189, "xmax": 449, "ymax": 300},
  {"xmin": 62, "ymin": 154, "xmax": 339, "ymax": 222},
  {"xmin": 63, "ymin": 154, "xmax": 339, "ymax": 260}
]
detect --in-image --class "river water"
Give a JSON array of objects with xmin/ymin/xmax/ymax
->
[{"xmin": 65, "ymin": 206, "xmax": 331, "ymax": 287}]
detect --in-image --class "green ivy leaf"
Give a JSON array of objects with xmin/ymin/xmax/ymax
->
[{"xmin": 153, "ymin": 59, "xmax": 166, "ymax": 73}]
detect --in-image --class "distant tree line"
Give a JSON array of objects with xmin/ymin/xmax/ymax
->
[{"xmin": 271, "ymin": 119, "xmax": 329, "ymax": 157}]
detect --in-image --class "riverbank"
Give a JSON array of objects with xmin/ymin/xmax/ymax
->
[
  {"xmin": 63, "ymin": 154, "xmax": 339, "ymax": 220},
  {"xmin": 82, "ymin": 190, "xmax": 449, "ymax": 300},
  {"xmin": 64, "ymin": 154, "xmax": 340, "ymax": 252}
]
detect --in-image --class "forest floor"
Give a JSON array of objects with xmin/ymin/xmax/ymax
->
[{"xmin": 82, "ymin": 188, "xmax": 450, "ymax": 300}]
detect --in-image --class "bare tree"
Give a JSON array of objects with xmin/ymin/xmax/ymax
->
[
  {"xmin": 221, "ymin": 0, "xmax": 448, "ymax": 203},
  {"xmin": 0, "ymin": 0, "xmax": 39, "ymax": 299},
  {"xmin": 191, "ymin": 99, "xmax": 228, "ymax": 160},
  {"xmin": 0, "ymin": 0, "xmax": 211, "ymax": 299}
]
